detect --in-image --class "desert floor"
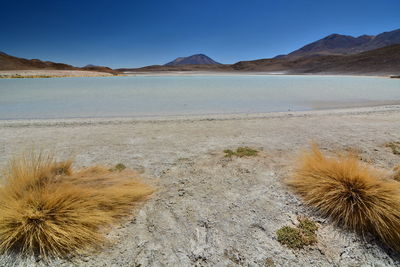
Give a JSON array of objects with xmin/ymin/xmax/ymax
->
[
  {"xmin": 1, "ymin": 106, "xmax": 400, "ymax": 266},
  {"xmin": 0, "ymin": 70, "xmax": 114, "ymax": 78}
]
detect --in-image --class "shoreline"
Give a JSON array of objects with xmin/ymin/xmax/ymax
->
[
  {"xmin": 0, "ymin": 69, "xmax": 394, "ymax": 79},
  {"xmin": 1, "ymin": 104, "xmax": 399, "ymax": 127},
  {"xmin": 121, "ymin": 71, "xmax": 391, "ymax": 79}
]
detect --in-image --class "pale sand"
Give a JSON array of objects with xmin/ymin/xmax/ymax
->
[
  {"xmin": 0, "ymin": 69, "xmax": 113, "ymax": 78},
  {"xmin": 1, "ymin": 106, "xmax": 400, "ymax": 266}
]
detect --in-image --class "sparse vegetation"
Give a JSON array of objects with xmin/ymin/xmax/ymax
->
[
  {"xmin": 385, "ymin": 142, "xmax": 400, "ymax": 155},
  {"xmin": 298, "ymin": 218, "xmax": 318, "ymax": 249},
  {"xmin": 277, "ymin": 226, "xmax": 303, "ymax": 249},
  {"xmin": 224, "ymin": 147, "xmax": 258, "ymax": 158},
  {"xmin": 276, "ymin": 217, "xmax": 318, "ymax": 249},
  {"xmin": 287, "ymin": 145, "xmax": 400, "ymax": 252},
  {"xmin": 0, "ymin": 74, "xmax": 54, "ymax": 79},
  {"xmin": 110, "ymin": 163, "xmax": 126, "ymax": 172},
  {"xmin": 0, "ymin": 152, "xmax": 154, "ymax": 259}
]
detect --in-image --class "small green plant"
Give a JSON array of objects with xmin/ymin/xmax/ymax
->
[
  {"xmin": 276, "ymin": 218, "xmax": 318, "ymax": 249},
  {"xmin": 110, "ymin": 163, "xmax": 126, "ymax": 172},
  {"xmin": 385, "ymin": 142, "xmax": 400, "ymax": 155},
  {"xmin": 109, "ymin": 163, "xmax": 127, "ymax": 172},
  {"xmin": 223, "ymin": 149, "xmax": 235, "ymax": 157},
  {"xmin": 298, "ymin": 218, "xmax": 318, "ymax": 244},
  {"xmin": 224, "ymin": 147, "xmax": 258, "ymax": 158},
  {"xmin": 276, "ymin": 226, "xmax": 304, "ymax": 249}
]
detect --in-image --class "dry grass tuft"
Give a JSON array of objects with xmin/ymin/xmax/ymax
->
[
  {"xmin": 392, "ymin": 165, "xmax": 400, "ymax": 181},
  {"xmin": 287, "ymin": 145, "xmax": 400, "ymax": 252},
  {"xmin": 0, "ymin": 152, "xmax": 154, "ymax": 259}
]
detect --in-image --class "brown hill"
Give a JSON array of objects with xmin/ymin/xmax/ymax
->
[
  {"xmin": 81, "ymin": 64, "xmax": 117, "ymax": 74},
  {"xmin": 0, "ymin": 52, "xmax": 78, "ymax": 71},
  {"xmin": 0, "ymin": 52, "xmax": 117, "ymax": 73},
  {"xmin": 231, "ymin": 44, "xmax": 400, "ymax": 75}
]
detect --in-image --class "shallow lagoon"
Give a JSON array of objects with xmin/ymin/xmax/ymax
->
[{"xmin": 0, "ymin": 75, "xmax": 399, "ymax": 119}]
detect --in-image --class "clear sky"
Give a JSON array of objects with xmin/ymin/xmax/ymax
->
[{"xmin": 1, "ymin": 0, "xmax": 399, "ymax": 68}]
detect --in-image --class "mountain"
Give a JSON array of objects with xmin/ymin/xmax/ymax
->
[
  {"xmin": 232, "ymin": 44, "xmax": 400, "ymax": 75},
  {"xmin": 0, "ymin": 53, "xmax": 116, "ymax": 73},
  {"xmin": 0, "ymin": 52, "xmax": 78, "ymax": 71},
  {"xmin": 287, "ymin": 28, "xmax": 400, "ymax": 58},
  {"xmin": 361, "ymin": 29, "xmax": 400, "ymax": 51},
  {"xmin": 165, "ymin": 54, "xmax": 221, "ymax": 66},
  {"xmin": 118, "ymin": 53, "xmax": 224, "ymax": 72},
  {"xmin": 122, "ymin": 29, "xmax": 399, "ymax": 75}
]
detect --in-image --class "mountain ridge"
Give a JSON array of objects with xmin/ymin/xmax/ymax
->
[{"xmin": 286, "ymin": 28, "xmax": 400, "ymax": 58}]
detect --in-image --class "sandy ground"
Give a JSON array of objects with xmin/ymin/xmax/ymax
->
[
  {"xmin": 1, "ymin": 106, "xmax": 400, "ymax": 266},
  {"xmin": 0, "ymin": 70, "xmax": 113, "ymax": 78}
]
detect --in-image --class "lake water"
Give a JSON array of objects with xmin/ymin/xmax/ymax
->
[{"xmin": 0, "ymin": 75, "xmax": 399, "ymax": 120}]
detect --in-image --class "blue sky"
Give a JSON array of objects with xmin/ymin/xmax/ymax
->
[{"xmin": 1, "ymin": 0, "xmax": 399, "ymax": 68}]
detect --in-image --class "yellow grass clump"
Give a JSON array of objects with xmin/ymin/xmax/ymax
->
[
  {"xmin": 0, "ymin": 152, "xmax": 154, "ymax": 259},
  {"xmin": 287, "ymin": 145, "xmax": 400, "ymax": 252}
]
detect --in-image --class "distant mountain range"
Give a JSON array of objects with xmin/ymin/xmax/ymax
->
[
  {"xmin": 0, "ymin": 52, "xmax": 116, "ymax": 73},
  {"xmin": 165, "ymin": 54, "xmax": 221, "ymax": 66},
  {"xmin": 286, "ymin": 29, "xmax": 400, "ymax": 58},
  {"xmin": 1, "ymin": 28, "xmax": 399, "ymax": 75}
]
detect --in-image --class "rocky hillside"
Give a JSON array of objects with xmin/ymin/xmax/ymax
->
[{"xmin": 232, "ymin": 44, "xmax": 400, "ymax": 75}]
